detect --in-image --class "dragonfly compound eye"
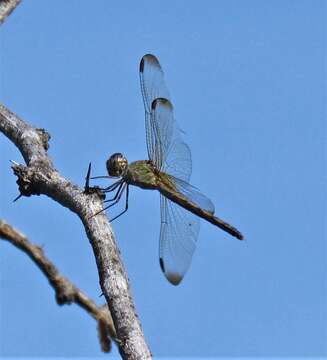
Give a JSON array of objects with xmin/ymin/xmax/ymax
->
[{"xmin": 106, "ymin": 153, "xmax": 128, "ymax": 177}]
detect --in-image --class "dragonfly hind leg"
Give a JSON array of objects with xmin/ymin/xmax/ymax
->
[
  {"xmin": 108, "ymin": 185, "xmax": 129, "ymax": 223},
  {"xmin": 90, "ymin": 183, "xmax": 126, "ymax": 218},
  {"xmin": 100, "ymin": 179, "xmax": 124, "ymax": 193},
  {"xmin": 103, "ymin": 181, "xmax": 125, "ymax": 203}
]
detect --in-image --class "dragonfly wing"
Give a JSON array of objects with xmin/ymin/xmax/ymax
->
[
  {"xmin": 144, "ymin": 112, "xmax": 157, "ymax": 166},
  {"xmin": 151, "ymin": 97, "xmax": 192, "ymax": 180},
  {"xmin": 171, "ymin": 176, "xmax": 215, "ymax": 214},
  {"xmin": 140, "ymin": 54, "xmax": 172, "ymax": 167},
  {"xmin": 159, "ymin": 195, "xmax": 200, "ymax": 285},
  {"xmin": 139, "ymin": 54, "xmax": 170, "ymax": 113},
  {"xmin": 142, "ymin": 98, "xmax": 174, "ymax": 169},
  {"xmin": 140, "ymin": 55, "xmax": 192, "ymax": 178},
  {"xmin": 163, "ymin": 138, "xmax": 192, "ymax": 182}
]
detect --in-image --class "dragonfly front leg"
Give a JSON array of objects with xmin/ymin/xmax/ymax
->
[
  {"xmin": 84, "ymin": 162, "xmax": 92, "ymax": 191},
  {"xmin": 84, "ymin": 162, "xmax": 115, "ymax": 191},
  {"xmin": 84, "ymin": 162, "xmax": 123, "ymax": 193}
]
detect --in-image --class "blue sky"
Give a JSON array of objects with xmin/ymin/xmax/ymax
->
[{"xmin": 0, "ymin": 0, "xmax": 325, "ymax": 358}]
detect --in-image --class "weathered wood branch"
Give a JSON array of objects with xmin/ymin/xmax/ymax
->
[
  {"xmin": 0, "ymin": 219, "xmax": 116, "ymax": 352},
  {"xmin": 0, "ymin": 0, "xmax": 20, "ymax": 24},
  {"xmin": 0, "ymin": 103, "xmax": 152, "ymax": 359}
]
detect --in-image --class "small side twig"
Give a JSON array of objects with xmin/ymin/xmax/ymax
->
[
  {"xmin": 0, "ymin": 219, "xmax": 117, "ymax": 352},
  {"xmin": 0, "ymin": 102, "xmax": 151, "ymax": 359},
  {"xmin": 0, "ymin": 1, "xmax": 151, "ymax": 357}
]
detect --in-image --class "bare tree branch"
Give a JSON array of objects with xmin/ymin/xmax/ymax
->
[
  {"xmin": 0, "ymin": 219, "xmax": 116, "ymax": 352},
  {"xmin": 0, "ymin": 0, "xmax": 20, "ymax": 24},
  {"xmin": 0, "ymin": 103, "xmax": 152, "ymax": 359}
]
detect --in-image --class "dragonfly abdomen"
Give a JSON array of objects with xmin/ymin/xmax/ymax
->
[{"xmin": 158, "ymin": 182, "xmax": 244, "ymax": 240}]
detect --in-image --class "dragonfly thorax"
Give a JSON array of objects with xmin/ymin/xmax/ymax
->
[{"xmin": 106, "ymin": 153, "xmax": 128, "ymax": 177}]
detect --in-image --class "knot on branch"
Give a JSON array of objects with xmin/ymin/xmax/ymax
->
[
  {"xmin": 84, "ymin": 185, "xmax": 106, "ymax": 200},
  {"xmin": 54, "ymin": 277, "xmax": 76, "ymax": 305},
  {"xmin": 35, "ymin": 128, "xmax": 51, "ymax": 150},
  {"xmin": 12, "ymin": 164, "xmax": 41, "ymax": 198}
]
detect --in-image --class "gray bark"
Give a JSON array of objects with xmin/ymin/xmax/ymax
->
[{"xmin": 0, "ymin": 103, "xmax": 152, "ymax": 359}]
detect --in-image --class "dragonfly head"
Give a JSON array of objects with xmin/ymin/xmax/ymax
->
[{"xmin": 106, "ymin": 153, "xmax": 128, "ymax": 177}]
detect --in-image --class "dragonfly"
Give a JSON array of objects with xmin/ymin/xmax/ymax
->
[{"xmin": 86, "ymin": 54, "xmax": 244, "ymax": 285}]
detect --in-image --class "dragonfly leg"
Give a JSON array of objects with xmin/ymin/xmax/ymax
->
[
  {"xmin": 103, "ymin": 183, "xmax": 127, "ymax": 210},
  {"xmin": 90, "ymin": 183, "xmax": 127, "ymax": 218},
  {"xmin": 109, "ymin": 185, "xmax": 129, "ymax": 223},
  {"xmin": 103, "ymin": 182, "xmax": 125, "ymax": 202},
  {"xmin": 85, "ymin": 162, "xmax": 114, "ymax": 191},
  {"xmin": 89, "ymin": 175, "xmax": 111, "ymax": 180},
  {"xmin": 101, "ymin": 180, "xmax": 124, "ymax": 193},
  {"xmin": 84, "ymin": 161, "xmax": 120, "ymax": 191},
  {"xmin": 84, "ymin": 162, "xmax": 92, "ymax": 191}
]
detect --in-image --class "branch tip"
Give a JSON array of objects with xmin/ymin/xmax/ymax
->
[{"xmin": 0, "ymin": 219, "xmax": 117, "ymax": 351}]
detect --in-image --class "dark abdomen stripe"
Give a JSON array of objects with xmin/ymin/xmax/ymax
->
[{"xmin": 158, "ymin": 183, "xmax": 244, "ymax": 240}]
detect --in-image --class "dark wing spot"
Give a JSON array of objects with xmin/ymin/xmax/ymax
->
[
  {"xmin": 144, "ymin": 54, "xmax": 159, "ymax": 66},
  {"xmin": 159, "ymin": 257, "xmax": 165, "ymax": 273},
  {"xmin": 139, "ymin": 57, "xmax": 145, "ymax": 72},
  {"xmin": 151, "ymin": 97, "xmax": 170, "ymax": 110},
  {"xmin": 151, "ymin": 98, "xmax": 159, "ymax": 111},
  {"xmin": 151, "ymin": 97, "xmax": 173, "ymax": 111},
  {"xmin": 166, "ymin": 272, "xmax": 183, "ymax": 286}
]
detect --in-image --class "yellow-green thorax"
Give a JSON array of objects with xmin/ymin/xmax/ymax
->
[
  {"xmin": 124, "ymin": 160, "xmax": 159, "ymax": 189},
  {"xmin": 124, "ymin": 160, "xmax": 176, "ymax": 191}
]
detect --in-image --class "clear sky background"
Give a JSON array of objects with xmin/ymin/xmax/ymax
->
[{"xmin": 0, "ymin": 1, "xmax": 325, "ymax": 358}]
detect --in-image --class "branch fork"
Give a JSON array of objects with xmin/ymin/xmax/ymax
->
[{"xmin": 1, "ymin": 100, "xmax": 152, "ymax": 359}]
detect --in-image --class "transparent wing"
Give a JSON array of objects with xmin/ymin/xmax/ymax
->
[
  {"xmin": 139, "ymin": 54, "xmax": 170, "ymax": 113},
  {"xmin": 147, "ymin": 98, "xmax": 174, "ymax": 169},
  {"xmin": 159, "ymin": 195, "xmax": 200, "ymax": 285},
  {"xmin": 140, "ymin": 54, "xmax": 170, "ymax": 164},
  {"xmin": 162, "ymin": 134, "xmax": 192, "ymax": 182},
  {"xmin": 151, "ymin": 97, "xmax": 192, "ymax": 182},
  {"xmin": 171, "ymin": 176, "xmax": 215, "ymax": 214},
  {"xmin": 140, "ymin": 54, "xmax": 192, "ymax": 178}
]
